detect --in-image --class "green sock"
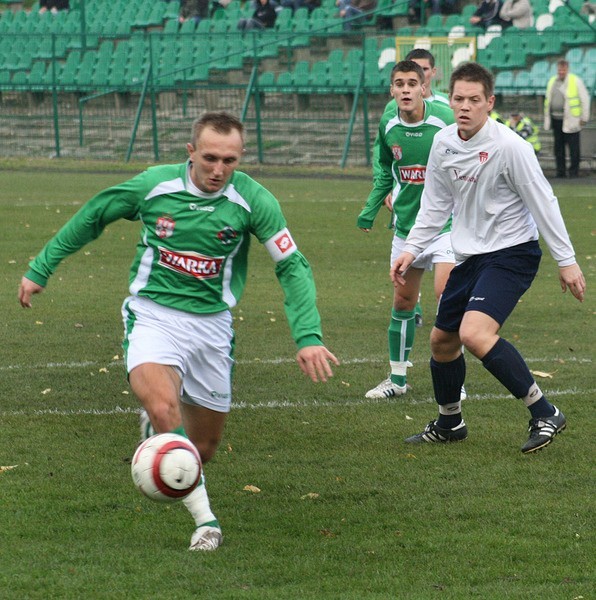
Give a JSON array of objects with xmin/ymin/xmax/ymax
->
[{"xmin": 388, "ymin": 308, "xmax": 416, "ymax": 387}]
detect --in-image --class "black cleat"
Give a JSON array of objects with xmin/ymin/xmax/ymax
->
[
  {"xmin": 405, "ymin": 419, "xmax": 468, "ymax": 443},
  {"xmin": 521, "ymin": 407, "xmax": 566, "ymax": 454}
]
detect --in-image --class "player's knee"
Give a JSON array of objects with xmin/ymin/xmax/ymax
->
[
  {"xmin": 193, "ymin": 436, "xmax": 221, "ymax": 464},
  {"xmin": 459, "ymin": 326, "xmax": 487, "ymax": 357},
  {"xmin": 430, "ymin": 327, "xmax": 460, "ymax": 360},
  {"xmin": 146, "ymin": 400, "xmax": 181, "ymax": 434}
]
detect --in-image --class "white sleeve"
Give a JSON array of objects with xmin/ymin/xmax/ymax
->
[{"xmin": 508, "ymin": 142, "xmax": 576, "ymax": 266}]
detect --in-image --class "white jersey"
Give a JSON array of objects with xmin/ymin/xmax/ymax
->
[{"xmin": 404, "ymin": 118, "xmax": 576, "ymax": 267}]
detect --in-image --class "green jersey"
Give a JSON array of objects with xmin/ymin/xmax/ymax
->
[
  {"xmin": 25, "ymin": 162, "xmax": 323, "ymax": 348},
  {"xmin": 357, "ymin": 99, "xmax": 454, "ymax": 239}
]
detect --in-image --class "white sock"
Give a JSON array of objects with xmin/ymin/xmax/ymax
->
[{"xmin": 182, "ymin": 472, "xmax": 218, "ymax": 528}]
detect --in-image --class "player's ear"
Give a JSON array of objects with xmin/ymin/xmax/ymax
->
[{"xmin": 186, "ymin": 142, "xmax": 195, "ymax": 157}]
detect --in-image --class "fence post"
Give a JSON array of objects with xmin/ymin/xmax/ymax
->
[{"xmin": 50, "ymin": 34, "xmax": 60, "ymax": 158}]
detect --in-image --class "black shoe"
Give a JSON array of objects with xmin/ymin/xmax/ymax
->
[
  {"xmin": 405, "ymin": 419, "xmax": 468, "ymax": 443},
  {"xmin": 521, "ymin": 407, "xmax": 566, "ymax": 454}
]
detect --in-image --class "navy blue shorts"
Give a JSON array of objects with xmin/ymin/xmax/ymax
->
[{"xmin": 435, "ymin": 240, "xmax": 542, "ymax": 332}]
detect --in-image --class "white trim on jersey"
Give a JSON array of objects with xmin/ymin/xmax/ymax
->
[
  {"xmin": 223, "ymin": 184, "xmax": 252, "ymax": 213},
  {"xmin": 221, "ymin": 235, "xmax": 244, "ymax": 308},
  {"xmin": 144, "ymin": 178, "xmax": 185, "ymax": 201},
  {"xmin": 264, "ymin": 228, "xmax": 298, "ymax": 263},
  {"xmin": 130, "ymin": 246, "xmax": 154, "ymax": 295}
]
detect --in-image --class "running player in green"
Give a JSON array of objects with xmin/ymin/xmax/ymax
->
[
  {"xmin": 379, "ymin": 49, "xmax": 449, "ymax": 330},
  {"xmin": 357, "ymin": 60, "xmax": 455, "ymax": 399},
  {"xmin": 19, "ymin": 111, "xmax": 339, "ymax": 551}
]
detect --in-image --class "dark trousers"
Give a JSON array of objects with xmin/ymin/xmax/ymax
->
[{"xmin": 551, "ymin": 116, "xmax": 581, "ymax": 177}]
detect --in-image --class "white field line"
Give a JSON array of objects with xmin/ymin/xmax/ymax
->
[
  {"xmin": 0, "ymin": 355, "xmax": 592, "ymax": 373},
  {"xmin": 0, "ymin": 389, "xmax": 592, "ymax": 419}
]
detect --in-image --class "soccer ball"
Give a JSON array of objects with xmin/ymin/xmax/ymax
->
[{"xmin": 131, "ymin": 433, "xmax": 202, "ymax": 503}]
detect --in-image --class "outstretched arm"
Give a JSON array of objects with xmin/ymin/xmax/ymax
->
[
  {"xmin": 558, "ymin": 264, "xmax": 586, "ymax": 302},
  {"xmin": 296, "ymin": 345, "xmax": 340, "ymax": 383}
]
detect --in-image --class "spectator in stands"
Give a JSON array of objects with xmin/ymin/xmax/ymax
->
[
  {"xmin": 39, "ymin": 0, "xmax": 69, "ymax": 14},
  {"xmin": 179, "ymin": 0, "xmax": 209, "ymax": 24},
  {"xmin": 237, "ymin": 0, "xmax": 277, "ymax": 30},
  {"xmin": 469, "ymin": 0, "xmax": 507, "ymax": 28},
  {"xmin": 408, "ymin": 0, "xmax": 457, "ymax": 24},
  {"xmin": 336, "ymin": 0, "xmax": 377, "ymax": 30},
  {"xmin": 499, "ymin": 0, "xmax": 533, "ymax": 28},
  {"xmin": 544, "ymin": 59, "xmax": 590, "ymax": 178},
  {"xmin": 506, "ymin": 111, "xmax": 541, "ymax": 154}
]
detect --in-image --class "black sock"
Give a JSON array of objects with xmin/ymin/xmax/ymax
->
[
  {"xmin": 431, "ymin": 353, "xmax": 466, "ymax": 405},
  {"xmin": 431, "ymin": 354, "xmax": 465, "ymax": 428},
  {"xmin": 481, "ymin": 338, "xmax": 535, "ymax": 398}
]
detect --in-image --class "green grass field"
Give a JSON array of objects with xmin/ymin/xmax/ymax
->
[{"xmin": 0, "ymin": 165, "xmax": 594, "ymax": 599}]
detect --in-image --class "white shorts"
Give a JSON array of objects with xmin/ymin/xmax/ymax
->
[
  {"xmin": 121, "ymin": 296, "xmax": 234, "ymax": 413},
  {"xmin": 391, "ymin": 232, "xmax": 454, "ymax": 271}
]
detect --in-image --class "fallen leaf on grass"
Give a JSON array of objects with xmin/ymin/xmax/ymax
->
[
  {"xmin": 243, "ymin": 485, "xmax": 261, "ymax": 493},
  {"xmin": 301, "ymin": 492, "xmax": 319, "ymax": 500},
  {"xmin": 41, "ymin": 388, "xmax": 51, "ymax": 395},
  {"xmin": 319, "ymin": 529, "xmax": 336, "ymax": 538},
  {"xmin": 531, "ymin": 370, "xmax": 556, "ymax": 379},
  {"xmin": 0, "ymin": 465, "xmax": 18, "ymax": 474}
]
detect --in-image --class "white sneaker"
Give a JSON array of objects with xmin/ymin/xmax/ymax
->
[
  {"xmin": 139, "ymin": 409, "xmax": 155, "ymax": 442},
  {"xmin": 460, "ymin": 386, "xmax": 467, "ymax": 401},
  {"xmin": 189, "ymin": 525, "xmax": 223, "ymax": 551},
  {"xmin": 365, "ymin": 378, "xmax": 409, "ymax": 399}
]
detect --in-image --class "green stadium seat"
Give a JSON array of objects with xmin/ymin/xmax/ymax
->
[
  {"xmin": 11, "ymin": 70, "xmax": 28, "ymax": 87},
  {"xmin": 495, "ymin": 70, "xmax": 514, "ymax": 93},
  {"xmin": 513, "ymin": 71, "xmax": 532, "ymax": 94},
  {"xmin": 258, "ymin": 71, "xmax": 275, "ymax": 90},
  {"xmin": 275, "ymin": 70, "xmax": 293, "ymax": 92}
]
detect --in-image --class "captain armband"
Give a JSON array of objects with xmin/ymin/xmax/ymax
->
[{"xmin": 264, "ymin": 227, "xmax": 298, "ymax": 263}]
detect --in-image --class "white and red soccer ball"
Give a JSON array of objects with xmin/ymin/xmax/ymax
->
[{"xmin": 131, "ymin": 433, "xmax": 202, "ymax": 503}]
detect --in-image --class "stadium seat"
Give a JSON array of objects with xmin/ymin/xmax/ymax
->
[
  {"xmin": 257, "ymin": 71, "xmax": 275, "ymax": 91},
  {"xmin": 275, "ymin": 71, "xmax": 293, "ymax": 92},
  {"xmin": 513, "ymin": 71, "xmax": 533, "ymax": 94},
  {"xmin": 495, "ymin": 70, "xmax": 514, "ymax": 93}
]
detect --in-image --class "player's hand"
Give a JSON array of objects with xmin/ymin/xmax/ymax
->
[
  {"xmin": 558, "ymin": 264, "xmax": 586, "ymax": 302},
  {"xmin": 296, "ymin": 345, "xmax": 340, "ymax": 383},
  {"xmin": 18, "ymin": 277, "xmax": 45, "ymax": 308},
  {"xmin": 390, "ymin": 252, "xmax": 415, "ymax": 286},
  {"xmin": 383, "ymin": 193, "xmax": 393, "ymax": 212},
  {"xmin": 359, "ymin": 227, "xmax": 371, "ymax": 233}
]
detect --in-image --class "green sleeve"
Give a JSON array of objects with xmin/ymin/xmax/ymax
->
[
  {"xmin": 25, "ymin": 178, "xmax": 143, "ymax": 287},
  {"xmin": 275, "ymin": 251, "xmax": 323, "ymax": 349},
  {"xmin": 357, "ymin": 122, "xmax": 394, "ymax": 230}
]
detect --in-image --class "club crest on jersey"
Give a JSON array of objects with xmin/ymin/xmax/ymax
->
[
  {"xmin": 479, "ymin": 151, "xmax": 489, "ymax": 164},
  {"xmin": 217, "ymin": 226, "xmax": 238, "ymax": 245},
  {"xmin": 399, "ymin": 165, "xmax": 426, "ymax": 184},
  {"xmin": 156, "ymin": 216, "xmax": 175, "ymax": 239},
  {"xmin": 158, "ymin": 247, "xmax": 223, "ymax": 279},
  {"xmin": 392, "ymin": 145, "xmax": 403, "ymax": 161}
]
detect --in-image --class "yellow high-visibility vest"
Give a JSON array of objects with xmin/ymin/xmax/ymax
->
[{"xmin": 544, "ymin": 74, "xmax": 582, "ymax": 117}]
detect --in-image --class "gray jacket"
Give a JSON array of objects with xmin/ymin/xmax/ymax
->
[{"xmin": 499, "ymin": 0, "xmax": 533, "ymax": 28}]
